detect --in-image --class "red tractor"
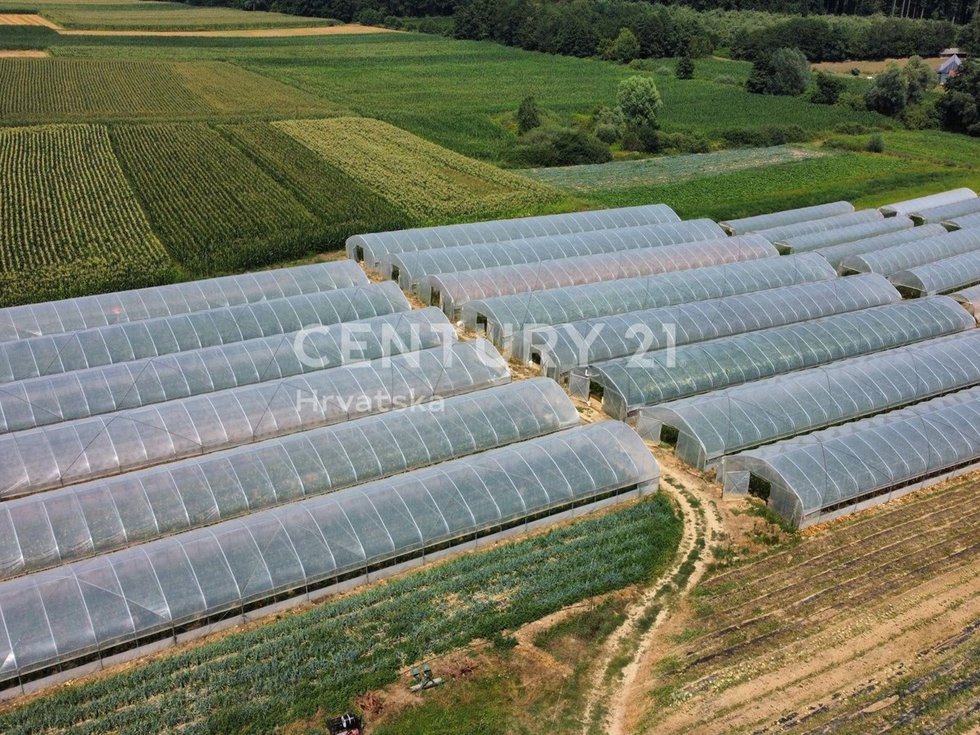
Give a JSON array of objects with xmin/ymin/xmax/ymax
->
[{"xmin": 327, "ymin": 713, "xmax": 363, "ymax": 735}]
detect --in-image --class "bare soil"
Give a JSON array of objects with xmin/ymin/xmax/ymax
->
[
  {"xmin": 813, "ymin": 56, "xmax": 945, "ymax": 76},
  {"xmin": 0, "ymin": 50, "xmax": 49, "ymax": 57},
  {"xmin": 0, "ymin": 13, "xmax": 59, "ymax": 28}
]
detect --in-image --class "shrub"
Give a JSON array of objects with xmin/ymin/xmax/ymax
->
[
  {"xmin": 657, "ymin": 66, "xmax": 672, "ymax": 76},
  {"xmin": 903, "ymin": 55, "xmax": 937, "ymax": 105},
  {"xmin": 676, "ymin": 55, "xmax": 695, "ymax": 80},
  {"xmin": 608, "ymin": 27, "xmax": 641, "ymax": 63},
  {"xmin": 517, "ymin": 95, "xmax": 542, "ymax": 135},
  {"xmin": 865, "ymin": 133, "xmax": 885, "ymax": 152},
  {"xmin": 627, "ymin": 58, "xmax": 657, "ymax": 71},
  {"xmin": 851, "ymin": 67, "xmax": 861, "ymax": 76},
  {"xmin": 936, "ymin": 59, "xmax": 980, "ymax": 136},
  {"xmin": 747, "ymin": 47, "xmax": 811, "ymax": 96},
  {"xmin": 811, "ymin": 72, "xmax": 845, "ymax": 105},
  {"xmin": 865, "ymin": 64, "xmax": 908, "ymax": 116},
  {"xmin": 504, "ymin": 125, "xmax": 612, "ymax": 166},
  {"xmin": 617, "ymin": 75, "xmax": 663, "ymax": 130},
  {"xmin": 595, "ymin": 123, "xmax": 620, "ymax": 144},
  {"xmin": 659, "ymin": 131, "xmax": 711, "ymax": 153},
  {"xmin": 833, "ymin": 122, "xmax": 871, "ymax": 134}
]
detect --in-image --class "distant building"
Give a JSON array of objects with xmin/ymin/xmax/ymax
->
[{"xmin": 938, "ymin": 54, "xmax": 962, "ymax": 84}]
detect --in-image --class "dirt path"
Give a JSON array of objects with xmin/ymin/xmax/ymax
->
[{"xmin": 576, "ymin": 450, "xmax": 724, "ymax": 735}]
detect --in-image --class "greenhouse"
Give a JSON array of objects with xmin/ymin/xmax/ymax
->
[
  {"xmin": 840, "ymin": 227, "xmax": 980, "ymax": 277},
  {"xmin": 880, "ymin": 187, "xmax": 976, "ymax": 217},
  {"xmin": 0, "ymin": 420, "xmax": 658, "ymax": 684},
  {"xmin": 951, "ymin": 284, "xmax": 980, "ymax": 316},
  {"xmin": 0, "ymin": 379, "xmax": 580, "ymax": 580},
  {"xmin": 585, "ymin": 297, "xmax": 974, "ymax": 420},
  {"xmin": 0, "ymin": 340, "xmax": 511, "ymax": 499},
  {"xmin": 638, "ymin": 329, "xmax": 980, "ymax": 469},
  {"xmin": 0, "ymin": 261, "xmax": 368, "ymax": 344},
  {"xmin": 945, "ymin": 212, "xmax": 980, "ymax": 231},
  {"xmin": 908, "ymin": 195, "xmax": 980, "ymax": 225},
  {"xmin": 346, "ymin": 204, "xmax": 679, "ymax": 271},
  {"xmin": 529, "ymin": 274, "xmax": 900, "ymax": 379},
  {"xmin": 721, "ymin": 386, "xmax": 980, "ymax": 528},
  {"xmin": 890, "ymin": 249, "xmax": 980, "ymax": 297},
  {"xmin": 0, "ymin": 283, "xmax": 410, "ymax": 385},
  {"xmin": 719, "ymin": 201, "xmax": 853, "ymax": 235},
  {"xmin": 750, "ymin": 209, "xmax": 881, "ymax": 244},
  {"xmin": 813, "ymin": 224, "xmax": 948, "ymax": 272},
  {"xmin": 386, "ymin": 220, "xmax": 725, "ymax": 293},
  {"xmin": 0, "ymin": 308, "xmax": 454, "ymax": 434},
  {"xmin": 426, "ymin": 236, "xmax": 776, "ymax": 319},
  {"xmin": 463, "ymin": 253, "xmax": 836, "ymax": 354},
  {"xmin": 774, "ymin": 216, "xmax": 913, "ymax": 254}
]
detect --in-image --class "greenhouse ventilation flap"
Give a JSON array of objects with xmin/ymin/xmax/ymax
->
[
  {"xmin": 0, "ymin": 421, "xmax": 658, "ymax": 684},
  {"xmin": 722, "ymin": 385, "xmax": 980, "ymax": 528},
  {"xmin": 346, "ymin": 204, "xmax": 679, "ymax": 271},
  {"xmin": 638, "ymin": 329, "xmax": 980, "ymax": 469}
]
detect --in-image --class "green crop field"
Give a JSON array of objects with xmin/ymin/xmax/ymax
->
[
  {"xmin": 276, "ymin": 117, "xmax": 562, "ymax": 221},
  {"xmin": 0, "ymin": 124, "xmax": 173, "ymax": 306},
  {"xmin": 0, "ymin": 497, "xmax": 682, "ymax": 735}
]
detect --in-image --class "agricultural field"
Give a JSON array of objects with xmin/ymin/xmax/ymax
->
[
  {"xmin": 0, "ymin": 0, "xmax": 335, "ymax": 31},
  {"xmin": 0, "ymin": 124, "xmax": 173, "ymax": 305},
  {"xmin": 275, "ymin": 117, "xmax": 563, "ymax": 221},
  {"xmin": 0, "ymin": 497, "xmax": 682, "ymax": 734}
]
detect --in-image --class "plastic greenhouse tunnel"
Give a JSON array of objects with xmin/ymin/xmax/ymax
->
[
  {"xmin": 0, "ymin": 420, "xmax": 659, "ymax": 686},
  {"xmin": 774, "ymin": 216, "xmax": 913, "ymax": 254},
  {"xmin": 840, "ymin": 227, "xmax": 980, "ymax": 277},
  {"xmin": 890, "ymin": 249, "xmax": 980, "ymax": 297},
  {"xmin": 813, "ymin": 224, "xmax": 947, "ymax": 272},
  {"xmin": 721, "ymin": 385, "xmax": 980, "ymax": 528},
  {"xmin": 719, "ymin": 201, "xmax": 853, "ymax": 235}
]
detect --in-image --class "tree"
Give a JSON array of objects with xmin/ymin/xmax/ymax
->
[
  {"xmin": 864, "ymin": 64, "xmax": 908, "ymax": 117},
  {"xmin": 608, "ymin": 28, "xmax": 641, "ymax": 63},
  {"xmin": 959, "ymin": 17, "xmax": 980, "ymax": 56},
  {"xmin": 936, "ymin": 60, "xmax": 980, "ymax": 136},
  {"xmin": 902, "ymin": 55, "xmax": 936, "ymax": 106},
  {"xmin": 617, "ymin": 75, "xmax": 662, "ymax": 130},
  {"xmin": 810, "ymin": 72, "xmax": 844, "ymax": 105},
  {"xmin": 676, "ymin": 55, "xmax": 695, "ymax": 80},
  {"xmin": 746, "ymin": 47, "xmax": 810, "ymax": 96},
  {"xmin": 517, "ymin": 95, "xmax": 542, "ymax": 135}
]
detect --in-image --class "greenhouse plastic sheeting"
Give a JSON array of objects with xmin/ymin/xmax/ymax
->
[
  {"xmin": 719, "ymin": 201, "xmax": 853, "ymax": 235},
  {"xmin": 951, "ymin": 284, "xmax": 980, "ymax": 316},
  {"xmin": 840, "ymin": 227, "xmax": 980, "ymax": 276},
  {"xmin": 639, "ymin": 329, "xmax": 980, "ymax": 469},
  {"xmin": 774, "ymin": 216, "xmax": 913, "ymax": 254},
  {"xmin": 750, "ymin": 209, "xmax": 882, "ymax": 244},
  {"xmin": 426, "ymin": 236, "xmax": 776, "ymax": 319},
  {"xmin": 345, "ymin": 203, "xmax": 679, "ymax": 271},
  {"xmin": 529, "ymin": 275, "xmax": 899, "ymax": 379},
  {"xmin": 909, "ymin": 196, "xmax": 980, "ymax": 225},
  {"xmin": 813, "ymin": 224, "xmax": 948, "ymax": 271},
  {"xmin": 0, "ymin": 283, "xmax": 410, "ymax": 385},
  {"xmin": 464, "ymin": 253, "xmax": 836, "ymax": 355},
  {"xmin": 721, "ymin": 386, "xmax": 980, "ymax": 528},
  {"xmin": 0, "ymin": 379, "xmax": 579, "ymax": 580},
  {"xmin": 945, "ymin": 212, "xmax": 980, "ymax": 231},
  {"xmin": 0, "ymin": 420, "xmax": 658, "ymax": 682},
  {"xmin": 890, "ymin": 249, "xmax": 980, "ymax": 297},
  {"xmin": 880, "ymin": 188, "xmax": 976, "ymax": 217},
  {"xmin": 0, "ymin": 308, "xmax": 454, "ymax": 435},
  {"xmin": 388, "ymin": 220, "xmax": 725, "ymax": 294},
  {"xmin": 588, "ymin": 297, "xmax": 974, "ymax": 420},
  {"xmin": 0, "ymin": 261, "xmax": 368, "ymax": 344},
  {"xmin": 0, "ymin": 340, "xmax": 510, "ymax": 499}
]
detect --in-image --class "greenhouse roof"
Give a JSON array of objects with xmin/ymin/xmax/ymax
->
[
  {"xmin": 0, "ymin": 378, "xmax": 579, "ymax": 581},
  {"xmin": 426, "ymin": 235, "xmax": 776, "ymax": 319},
  {"xmin": 0, "ymin": 261, "xmax": 368, "ymax": 344},
  {"xmin": 909, "ymin": 195, "xmax": 980, "ymax": 225},
  {"xmin": 463, "ymin": 253, "xmax": 836, "ymax": 354},
  {"xmin": 890, "ymin": 248, "xmax": 980, "ymax": 297},
  {"xmin": 0, "ymin": 340, "xmax": 510, "ymax": 499},
  {"xmin": 346, "ymin": 204, "xmax": 679, "ymax": 271},
  {"xmin": 945, "ymin": 212, "xmax": 980, "ymax": 231},
  {"xmin": 749, "ymin": 209, "xmax": 881, "ymax": 244},
  {"xmin": 840, "ymin": 227, "xmax": 980, "ymax": 276},
  {"xmin": 775, "ymin": 216, "xmax": 913, "ymax": 254},
  {"xmin": 639, "ymin": 329, "xmax": 980, "ymax": 469},
  {"xmin": 0, "ymin": 308, "xmax": 453, "ymax": 435},
  {"xmin": 719, "ymin": 201, "xmax": 853, "ymax": 235},
  {"xmin": 813, "ymin": 224, "xmax": 948, "ymax": 271},
  {"xmin": 388, "ymin": 220, "xmax": 725, "ymax": 294},
  {"xmin": 529, "ymin": 274, "xmax": 899, "ymax": 378},
  {"xmin": 0, "ymin": 420, "xmax": 658, "ymax": 683},
  {"xmin": 880, "ymin": 188, "xmax": 976, "ymax": 217},
  {"xmin": 588, "ymin": 297, "xmax": 974, "ymax": 420},
  {"xmin": 0, "ymin": 283, "xmax": 410, "ymax": 385},
  {"xmin": 722, "ymin": 385, "xmax": 980, "ymax": 528}
]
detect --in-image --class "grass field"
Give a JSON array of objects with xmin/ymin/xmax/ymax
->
[
  {"xmin": 0, "ymin": 124, "xmax": 173, "ymax": 305},
  {"xmin": 0, "ymin": 497, "xmax": 682, "ymax": 735},
  {"xmin": 0, "ymin": 0, "xmax": 336, "ymax": 30}
]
